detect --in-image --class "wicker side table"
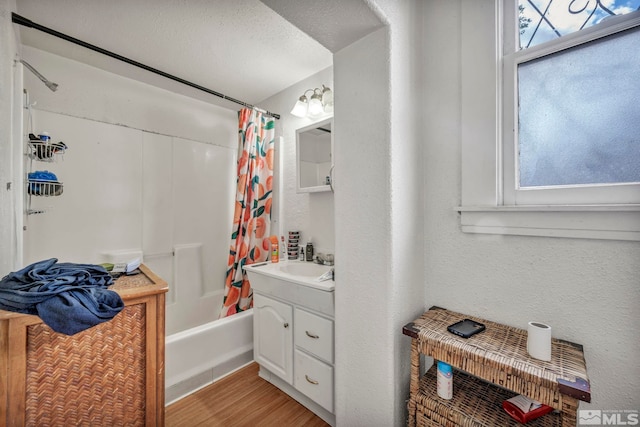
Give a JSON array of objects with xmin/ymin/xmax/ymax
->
[
  {"xmin": 403, "ymin": 307, "xmax": 591, "ymax": 427},
  {"xmin": 0, "ymin": 264, "xmax": 168, "ymax": 427}
]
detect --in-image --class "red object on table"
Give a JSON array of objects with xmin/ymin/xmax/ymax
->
[{"xmin": 502, "ymin": 400, "xmax": 554, "ymax": 424}]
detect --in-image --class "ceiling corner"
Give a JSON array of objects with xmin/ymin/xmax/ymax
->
[{"xmin": 259, "ymin": 0, "xmax": 385, "ymax": 52}]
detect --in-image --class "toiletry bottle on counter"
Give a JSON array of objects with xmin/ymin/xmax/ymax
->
[
  {"xmin": 437, "ymin": 361, "xmax": 453, "ymax": 399},
  {"xmin": 270, "ymin": 235, "xmax": 279, "ymax": 263},
  {"xmin": 280, "ymin": 236, "xmax": 286, "ymax": 261},
  {"xmin": 299, "ymin": 247, "xmax": 305, "ymax": 261},
  {"xmin": 305, "ymin": 240, "xmax": 314, "ymax": 261}
]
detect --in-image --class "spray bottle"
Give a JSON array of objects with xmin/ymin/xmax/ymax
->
[{"xmin": 437, "ymin": 361, "xmax": 453, "ymax": 399}]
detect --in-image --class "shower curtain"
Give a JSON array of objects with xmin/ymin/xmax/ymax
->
[{"xmin": 220, "ymin": 108, "xmax": 275, "ymax": 318}]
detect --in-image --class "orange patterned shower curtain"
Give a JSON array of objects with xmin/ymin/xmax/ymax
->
[{"xmin": 220, "ymin": 108, "xmax": 275, "ymax": 317}]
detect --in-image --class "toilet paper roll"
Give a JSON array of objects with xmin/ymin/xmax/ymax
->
[{"xmin": 527, "ymin": 322, "xmax": 552, "ymax": 361}]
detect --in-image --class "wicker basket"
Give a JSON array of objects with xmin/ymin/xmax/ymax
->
[
  {"xmin": 25, "ymin": 304, "xmax": 146, "ymax": 426},
  {"xmin": 415, "ymin": 366, "xmax": 561, "ymax": 427}
]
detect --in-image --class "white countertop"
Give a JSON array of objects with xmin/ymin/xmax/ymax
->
[{"xmin": 243, "ymin": 260, "xmax": 335, "ymax": 292}]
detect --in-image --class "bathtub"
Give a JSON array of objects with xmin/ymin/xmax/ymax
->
[{"xmin": 165, "ymin": 309, "xmax": 254, "ymax": 405}]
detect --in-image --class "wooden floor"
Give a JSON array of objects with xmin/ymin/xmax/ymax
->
[{"xmin": 166, "ymin": 363, "xmax": 330, "ymax": 427}]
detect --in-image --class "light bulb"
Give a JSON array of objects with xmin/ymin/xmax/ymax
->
[
  {"xmin": 290, "ymin": 96, "xmax": 309, "ymax": 117},
  {"xmin": 308, "ymin": 92, "xmax": 324, "ymax": 116},
  {"xmin": 321, "ymin": 85, "xmax": 333, "ymax": 113}
]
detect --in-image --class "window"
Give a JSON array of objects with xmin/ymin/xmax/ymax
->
[
  {"xmin": 503, "ymin": 1, "xmax": 640, "ymax": 206},
  {"xmin": 457, "ymin": 1, "xmax": 640, "ymax": 241}
]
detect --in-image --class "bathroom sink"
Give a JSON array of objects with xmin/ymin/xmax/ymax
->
[
  {"xmin": 244, "ymin": 261, "xmax": 334, "ymax": 316},
  {"xmin": 243, "ymin": 261, "xmax": 334, "ymax": 292},
  {"xmin": 279, "ymin": 262, "xmax": 330, "ymax": 277}
]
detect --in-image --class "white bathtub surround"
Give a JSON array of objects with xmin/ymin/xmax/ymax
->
[
  {"xmin": 15, "ymin": 47, "xmax": 243, "ymax": 405},
  {"xmin": 166, "ymin": 244, "xmax": 225, "ymax": 335},
  {"xmin": 22, "ymin": 106, "xmax": 235, "ymax": 330},
  {"xmin": 101, "ymin": 249, "xmax": 144, "ymax": 265},
  {"xmin": 165, "ymin": 309, "xmax": 254, "ymax": 405}
]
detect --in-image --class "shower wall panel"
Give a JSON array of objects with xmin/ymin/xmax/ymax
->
[
  {"xmin": 24, "ymin": 109, "xmax": 235, "ymax": 336},
  {"xmin": 24, "ymin": 111, "xmax": 143, "ymax": 264}
]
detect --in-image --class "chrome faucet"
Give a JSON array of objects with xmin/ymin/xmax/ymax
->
[{"xmin": 314, "ymin": 253, "xmax": 334, "ymax": 266}]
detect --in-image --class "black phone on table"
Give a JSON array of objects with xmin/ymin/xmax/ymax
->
[{"xmin": 447, "ymin": 319, "xmax": 486, "ymax": 338}]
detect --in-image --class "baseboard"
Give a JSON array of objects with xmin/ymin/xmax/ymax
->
[{"xmin": 165, "ymin": 349, "xmax": 253, "ymax": 406}]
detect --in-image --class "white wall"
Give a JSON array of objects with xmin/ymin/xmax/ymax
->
[
  {"xmin": 258, "ymin": 67, "xmax": 335, "ymax": 255},
  {"xmin": 20, "ymin": 46, "xmax": 236, "ymax": 145},
  {"xmin": 333, "ymin": 1, "xmax": 425, "ymax": 425},
  {"xmin": 20, "ymin": 47, "xmax": 238, "ymax": 336},
  {"xmin": 259, "ymin": 1, "xmax": 426, "ymax": 424},
  {"xmin": 0, "ymin": 0, "xmax": 21, "ymax": 276},
  {"xmin": 423, "ymin": 0, "xmax": 640, "ymax": 412},
  {"xmin": 334, "ymin": 28, "xmax": 394, "ymax": 425},
  {"xmin": 259, "ymin": 24, "xmax": 421, "ymax": 424}
]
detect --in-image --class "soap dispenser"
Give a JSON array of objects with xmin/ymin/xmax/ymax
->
[{"xmin": 305, "ymin": 240, "xmax": 314, "ymax": 262}]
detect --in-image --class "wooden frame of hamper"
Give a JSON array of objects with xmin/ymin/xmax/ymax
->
[{"xmin": 0, "ymin": 264, "xmax": 168, "ymax": 427}]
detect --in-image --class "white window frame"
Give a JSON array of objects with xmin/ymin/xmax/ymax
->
[
  {"xmin": 504, "ymin": 5, "xmax": 640, "ymax": 206},
  {"xmin": 457, "ymin": 0, "xmax": 640, "ymax": 241}
]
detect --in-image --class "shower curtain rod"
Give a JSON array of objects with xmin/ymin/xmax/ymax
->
[{"xmin": 12, "ymin": 13, "xmax": 281, "ymax": 120}]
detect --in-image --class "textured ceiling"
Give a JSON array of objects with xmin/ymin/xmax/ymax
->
[
  {"xmin": 14, "ymin": 0, "xmax": 336, "ymax": 111},
  {"xmin": 260, "ymin": 0, "xmax": 385, "ymax": 52}
]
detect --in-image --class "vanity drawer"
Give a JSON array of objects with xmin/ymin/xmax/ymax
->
[
  {"xmin": 294, "ymin": 349, "xmax": 334, "ymax": 413},
  {"xmin": 294, "ymin": 308, "xmax": 334, "ymax": 363}
]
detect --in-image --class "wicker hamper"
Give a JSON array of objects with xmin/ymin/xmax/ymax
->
[{"xmin": 0, "ymin": 264, "xmax": 168, "ymax": 427}]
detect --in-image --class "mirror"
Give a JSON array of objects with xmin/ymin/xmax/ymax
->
[{"xmin": 296, "ymin": 118, "xmax": 333, "ymax": 193}]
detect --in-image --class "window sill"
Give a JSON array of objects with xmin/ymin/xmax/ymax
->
[{"xmin": 456, "ymin": 205, "xmax": 640, "ymax": 241}]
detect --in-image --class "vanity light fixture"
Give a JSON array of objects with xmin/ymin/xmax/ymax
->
[{"xmin": 290, "ymin": 85, "xmax": 333, "ymax": 118}]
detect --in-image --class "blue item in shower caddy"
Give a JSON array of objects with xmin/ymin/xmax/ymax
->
[
  {"xmin": 28, "ymin": 170, "xmax": 62, "ymax": 196},
  {"xmin": 29, "ymin": 170, "xmax": 58, "ymax": 182}
]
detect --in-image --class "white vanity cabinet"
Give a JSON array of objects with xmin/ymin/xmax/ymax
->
[{"xmin": 246, "ymin": 261, "xmax": 335, "ymax": 427}]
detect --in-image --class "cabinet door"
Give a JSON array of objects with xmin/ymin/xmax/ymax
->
[{"xmin": 253, "ymin": 294, "xmax": 293, "ymax": 384}]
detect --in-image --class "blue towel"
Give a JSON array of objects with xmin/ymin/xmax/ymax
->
[
  {"xmin": 0, "ymin": 258, "xmax": 124, "ymax": 335},
  {"xmin": 28, "ymin": 170, "xmax": 59, "ymax": 182}
]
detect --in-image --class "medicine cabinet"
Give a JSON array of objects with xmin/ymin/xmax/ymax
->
[{"xmin": 296, "ymin": 118, "xmax": 333, "ymax": 193}]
